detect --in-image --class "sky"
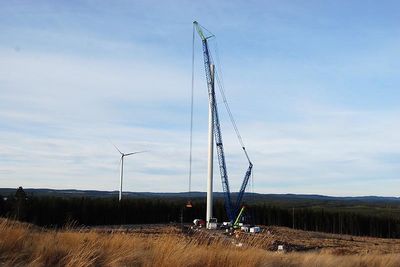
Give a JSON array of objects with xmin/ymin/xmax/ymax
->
[{"xmin": 0, "ymin": 0, "xmax": 399, "ymax": 196}]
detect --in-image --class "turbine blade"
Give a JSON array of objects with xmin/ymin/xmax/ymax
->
[
  {"xmin": 124, "ymin": 151, "xmax": 147, "ymax": 156},
  {"xmin": 110, "ymin": 141, "xmax": 123, "ymax": 155}
]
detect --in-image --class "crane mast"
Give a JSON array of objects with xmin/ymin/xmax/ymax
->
[{"xmin": 194, "ymin": 21, "xmax": 253, "ymax": 222}]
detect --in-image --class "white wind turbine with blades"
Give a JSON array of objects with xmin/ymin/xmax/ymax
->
[{"xmin": 112, "ymin": 143, "xmax": 146, "ymax": 202}]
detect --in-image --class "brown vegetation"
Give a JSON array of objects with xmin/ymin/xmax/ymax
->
[{"xmin": 0, "ymin": 218, "xmax": 399, "ymax": 267}]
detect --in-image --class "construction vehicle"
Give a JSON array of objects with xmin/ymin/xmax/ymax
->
[
  {"xmin": 193, "ymin": 219, "xmax": 206, "ymax": 228},
  {"xmin": 193, "ymin": 21, "xmax": 253, "ymax": 224},
  {"xmin": 233, "ymin": 206, "xmax": 246, "ymax": 229},
  {"xmin": 220, "ymin": 221, "xmax": 232, "ymax": 230}
]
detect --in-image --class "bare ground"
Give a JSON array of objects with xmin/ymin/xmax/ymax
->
[{"xmin": 90, "ymin": 223, "xmax": 400, "ymax": 254}]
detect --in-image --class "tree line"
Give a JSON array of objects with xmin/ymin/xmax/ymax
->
[{"xmin": 1, "ymin": 187, "xmax": 399, "ymax": 238}]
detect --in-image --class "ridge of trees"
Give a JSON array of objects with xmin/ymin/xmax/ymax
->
[{"xmin": 1, "ymin": 187, "xmax": 399, "ymax": 238}]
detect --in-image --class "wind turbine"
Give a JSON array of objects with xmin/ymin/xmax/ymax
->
[{"xmin": 112, "ymin": 143, "xmax": 145, "ymax": 202}]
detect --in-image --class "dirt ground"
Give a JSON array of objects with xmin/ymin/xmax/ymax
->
[
  {"xmin": 235, "ymin": 226, "xmax": 400, "ymax": 254},
  {"xmin": 91, "ymin": 224, "xmax": 400, "ymax": 255}
]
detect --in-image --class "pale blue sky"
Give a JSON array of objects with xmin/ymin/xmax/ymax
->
[{"xmin": 0, "ymin": 1, "xmax": 399, "ymax": 196}]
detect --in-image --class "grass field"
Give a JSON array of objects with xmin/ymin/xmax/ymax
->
[{"xmin": 0, "ymin": 218, "xmax": 399, "ymax": 267}]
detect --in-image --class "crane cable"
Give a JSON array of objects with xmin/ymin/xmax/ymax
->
[
  {"xmin": 210, "ymin": 39, "xmax": 255, "ymax": 193},
  {"xmin": 188, "ymin": 23, "xmax": 195, "ymax": 193},
  {"xmin": 209, "ymin": 42, "xmax": 252, "ymax": 164}
]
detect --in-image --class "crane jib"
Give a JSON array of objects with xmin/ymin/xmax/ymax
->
[{"xmin": 195, "ymin": 21, "xmax": 253, "ymax": 223}]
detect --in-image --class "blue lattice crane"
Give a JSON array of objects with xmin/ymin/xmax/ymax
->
[{"xmin": 193, "ymin": 21, "xmax": 253, "ymax": 223}]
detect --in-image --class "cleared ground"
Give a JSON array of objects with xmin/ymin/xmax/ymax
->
[{"xmin": 91, "ymin": 223, "xmax": 400, "ymax": 254}]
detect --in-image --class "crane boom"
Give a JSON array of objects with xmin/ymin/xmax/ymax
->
[
  {"xmin": 234, "ymin": 157, "xmax": 253, "ymax": 217},
  {"xmin": 193, "ymin": 21, "xmax": 252, "ymax": 222}
]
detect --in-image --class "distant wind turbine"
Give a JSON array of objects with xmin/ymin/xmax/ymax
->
[{"xmin": 112, "ymin": 143, "xmax": 146, "ymax": 202}]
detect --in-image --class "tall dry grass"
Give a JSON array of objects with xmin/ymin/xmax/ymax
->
[{"xmin": 0, "ymin": 218, "xmax": 399, "ymax": 267}]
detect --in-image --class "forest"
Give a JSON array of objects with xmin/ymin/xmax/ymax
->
[{"xmin": 1, "ymin": 187, "xmax": 399, "ymax": 238}]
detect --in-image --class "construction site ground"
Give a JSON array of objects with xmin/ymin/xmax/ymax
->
[{"xmin": 91, "ymin": 224, "xmax": 400, "ymax": 255}]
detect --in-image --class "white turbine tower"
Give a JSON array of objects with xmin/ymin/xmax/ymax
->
[{"xmin": 113, "ymin": 143, "xmax": 145, "ymax": 202}]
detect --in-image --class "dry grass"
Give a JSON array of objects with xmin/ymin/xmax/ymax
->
[{"xmin": 0, "ymin": 218, "xmax": 399, "ymax": 267}]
